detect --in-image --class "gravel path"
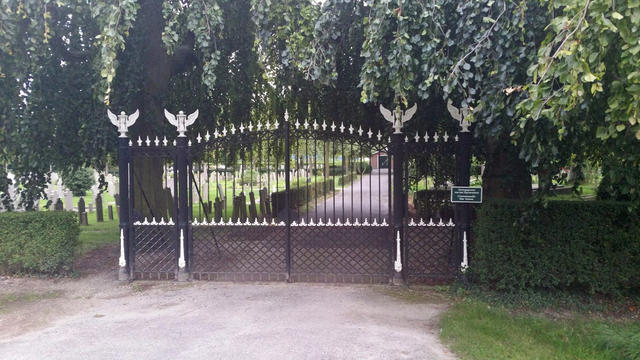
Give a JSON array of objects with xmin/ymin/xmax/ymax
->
[
  {"xmin": 302, "ymin": 169, "xmax": 391, "ymax": 222},
  {"xmin": 0, "ymin": 271, "xmax": 456, "ymax": 360}
]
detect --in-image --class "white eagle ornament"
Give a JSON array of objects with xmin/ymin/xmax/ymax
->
[
  {"xmin": 164, "ymin": 109, "xmax": 199, "ymax": 137},
  {"xmin": 380, "ymin": 103, "xmax": 417, "ymax": 134},
  {"xmin": 107, "ymin": 109, "xmax": 139, "ymax": 138}
]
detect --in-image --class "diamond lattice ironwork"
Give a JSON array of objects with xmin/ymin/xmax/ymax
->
[
  {"xmin": 133, "ymin": 225, "xmax": 177, "ymax": 273},
  {"xmin": 405, "ymin": 225, "xmax": 455, "ymax": 284},
  {"xmin": 192, "ymin": 225, "xmax": 286, "ymax": 274},
  {"xmin": 291, "ymin": 225, "xmax": 391, "ymax": 276}
]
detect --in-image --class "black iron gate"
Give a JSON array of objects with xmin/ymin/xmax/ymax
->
[{"xmin": 113, "ymin": 107, "xmax": 472, "ymax": 284}]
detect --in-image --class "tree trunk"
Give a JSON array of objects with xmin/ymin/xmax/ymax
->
[
  {"xmin": 130, "ymin": 0, "xmax": 174, "ymax": 219},
  {"xmin": 482, "ymin": 139, "xmax": 532, "ymax": 199}
]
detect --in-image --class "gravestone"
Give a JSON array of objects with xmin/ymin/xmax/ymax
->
[
  {"xmin": 78, "ymin": 197, "xmax": 88, "ymax": 225},
  {"xmin": 96, "ymin": 194, "xmax": 104, "ymax": 222},
  {"xmin": 248, "ymin": 192, "xmax": 258, "ymax": 221},
  {"xmin": 54, "ymin": 198, "xmax": 64, "ymax": 211},
  {"xmin": 64, "ymin": 191, "xmax": 73, "ymax": 211},
  {"xmin": 213, "ymin": 197, "xmax": 223, "ymax": 222},
  {"xmin": 217, "ymin": 183, "xmax": 225, "ymax": 209},
  {"xmin": 239, "ymin": 193, "xmax": 247, "ymax": 222},
  {"xmin": 78, "ymin": 197, "xmax": 85, "ymax": 213}
]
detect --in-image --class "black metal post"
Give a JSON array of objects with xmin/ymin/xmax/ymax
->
[
  {"xmin": 177, "ymin": 136, "xmax": 190, "ymax": 281},
  {"xmin": 391, "ymin": 133, "xmax": 405, "ymax": 285},
  {"xmin": 284, "ymin": 120, "xmax": 292, "ymax": 281},
  {"xmin": 118, "ymin": 137, "xmax": 130, "ymax": 281},
  {"xmin": 454, "ymin": 131, "xmax": 472, "ymax": 271}
]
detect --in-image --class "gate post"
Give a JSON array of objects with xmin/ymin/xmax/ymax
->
[
  {"xmin": 284, "ymin": 111, "xmax": 292, "ymax": 281},
  {"xmin": 455, "ymin": 131, "xmax": 472, "ymax": 268},
  {"xmin": 449, "ymin": 102, "xmax": 473, "ymax": 273},
  {"xmin": 391, "ymin": 132, "xmax": 405, "ymax": 285},
  {"xmin": 107, "ymin": 109, "xmax": 139, "ymax": 281},
  {"xmin": 380, "ymin": 103, "xmax": 417, "ymax": 285},
  {"xmin": 118, "ymin": 136, "xmax": 131, "ymax": 281},
  {"xmin": 176, "ymin": 134, "xmax": 190, "ymax": 281},
  {"xmin": 165, "ymin": 109, "xmax": 199, "ymax": 281}
]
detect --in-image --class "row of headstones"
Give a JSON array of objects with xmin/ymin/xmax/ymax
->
[
  {"xmin": 199, "ymin": 187, "xmax": 273, "ymax": 222},
  {"xmin": 53, "ymin": 194, "xmax": 119, "ymax": 225}
]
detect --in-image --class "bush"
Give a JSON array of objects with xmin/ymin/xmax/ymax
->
[
  {"xmin": 0, "ymin": 211, "xmax": 80, "ymax": 274},
  {"xmin": 62, "ymin": 167, "xmax": 95, "ymax": 196},
  {"xmin": 472, "ymin": 200, "xmax": 640, "ymax": 296}
]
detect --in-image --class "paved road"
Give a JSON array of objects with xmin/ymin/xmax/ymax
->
[
  {"xmin": 0, "ymin": 274, "xmax": 456, "ymax": 360},
  {"xmin": 301, "ymin": 169, "xmax": 391, "ymax": 222}
]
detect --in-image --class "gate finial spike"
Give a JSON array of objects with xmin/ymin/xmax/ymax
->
[
  {"xmin": 257, "ymin": 121, "xmax": 262, "ymax": 131},
  {"xmin": 414, "ymin": 131, "xmax": 420, "ymax": 143},
  {"xmin": 137, "ymin": 136, "xmax": 142, "ymax": 146},
  {"xmin": 154, "ymin": 136, "xmax": 160, "ymax": 146},
  {"xmin": 284, "ymin": 110, "xmax": 289, "ymax": 123},
  {"xmin": 327, "ymin": 218, "xmax": 333, "ymax": 226},
  {"xmin": 348, "ymin": 124, "xmax": 354, "ymax": 134},
  {"xmin": 248, "ymin": 122, "xmax": 253, "ymax": 132},
  {"xmin": 381, "ymin": 218, "xmax": 388, "ymax": 226},
  {"xmin": 340, "ymin": 122, "xmax": 345, "ymax": 133},
  {"xmin": 231, "ymin": 124, "xmax": 236, "ymax": 135},
  {"xmin": 428, "ymin": 218, "xmax": 435, "ymax": 226},
  {"xmin": 303, "ymin": 119, "xmax": 309, "ymax": 129},
  {"xmin": 409, "ymin": 218, "xmax": 416, "ymax": 226},
  {"xmin": 313, "ymin": 119, "xmax": 318, "ymax": 130},
  {"xmin": 129, "ymin": 140, "xmax": 133, "ymax": 146},
  {"xmin": 205, "ymin": 131, "xmax": 211, "ymax": 141},
  {"xmin": 336, "ymin": 218, "xmax": 342, "ymax": 225},
  {"xmin": 418, "ymin": 218, "xmax": 426, "ymax": 226},
  {"xmin": 197, "ymin": 132, "xmax": 202, "ymax": 143},
  {"xmin": 376, "ymin": 130, "xmax": 382, "ymax": 141},
  {"xmin": 222, "ymin": 127, "xmax": 227, "ymax": 136},
  {"xmin": 330, "ymin": 121, "xmax": 336, "ymax": 132},
  {"xmin": 162, "ymin": 136, "xmax": 168, "ymax": 146},
  {"xmin": 239, "ymin": 123, "xmax": 245, "ymax": 133},
  {"xmin": 295, "ymin": 118, "xmax": 300, "ymax": 129},
  {"xmin": 373, "ymin": 218, "xmax": 378, "ymax": 226},
  {"xmin": 367, "ymin": 128, "xmax": 373, "ymax": 138}
]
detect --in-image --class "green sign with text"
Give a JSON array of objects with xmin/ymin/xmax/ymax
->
[{"xmin": 451, "ymin": 186, "xmax": 482, "ymax": 203}]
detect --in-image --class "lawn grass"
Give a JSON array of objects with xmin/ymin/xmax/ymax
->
[
  {"xmin": 440, "ymin": 298, "xmax": 640, "ymax": 360},
  {"xmin": 76, "ymin": 211, "xmax": 119, "ymax": 256}
]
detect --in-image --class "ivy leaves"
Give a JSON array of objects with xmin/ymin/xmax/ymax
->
[
  {"xmin": 91, "ymin": 0, "xmax": 139, "ymax": 104},
  {"xmin": 520, "ymin": 0, "xmax": 640, "ymax": 200}
]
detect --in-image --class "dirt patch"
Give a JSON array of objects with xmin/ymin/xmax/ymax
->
[{"xmin": 74, "ymin": 243, "xmax": 118, "ymax": 276}]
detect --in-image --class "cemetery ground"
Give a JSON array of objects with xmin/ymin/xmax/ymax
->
[{"xmin": 0, "ymin": 208, "xmax": 637, "ymax": 359}]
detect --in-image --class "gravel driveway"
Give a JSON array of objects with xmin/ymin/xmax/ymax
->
[{"xmin": 0, "ymin": 271, "xmax": 456, "ymax": 360}]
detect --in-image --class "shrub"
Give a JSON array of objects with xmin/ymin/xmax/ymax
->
[
  {"xmin": 62, "ymin": 167, "xmax": 95, "ymax": 196},
  {"xmin": 0, "ymin": 211, "xmax": 80, "ymax": 274},
  {"xmin": 472, "ymin": 200, "xmax": 640, "ymax": 296}
]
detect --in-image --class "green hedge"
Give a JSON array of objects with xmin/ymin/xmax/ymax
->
[
  {"xmin": 0, "ymin": 211, "xmax": 80, "ymax": 274},
  {"xmin": 472, "ymin": 200, "xmax": 640, "ymax": 295}
]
